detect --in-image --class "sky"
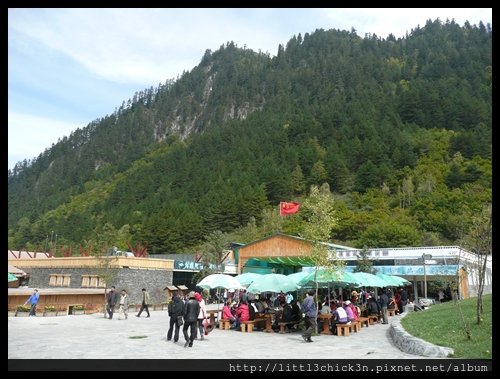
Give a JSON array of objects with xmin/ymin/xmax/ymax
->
[{"xmin": 8, "ymin": 8, "xmax": 492, "ymax": 170}]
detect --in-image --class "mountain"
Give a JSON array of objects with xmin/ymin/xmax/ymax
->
[{"xmin": 8, "ymin": 19, "xmax": 492, "ymax": 254}]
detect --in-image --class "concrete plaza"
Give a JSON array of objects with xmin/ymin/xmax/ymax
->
[{"xmin": 8, "ymin": 308, "xmax": 425, "ymax": 360}]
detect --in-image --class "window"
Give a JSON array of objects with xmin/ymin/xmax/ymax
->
[
  {"xmin": 81, "ymin": 275, "xmax": 106, "ymax": 288},
  {"xmin": 49, "ymin": 274, "xmax": 71, "ymax": 287}
]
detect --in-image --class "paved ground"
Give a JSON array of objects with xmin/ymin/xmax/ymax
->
[{"xmin": 8, "ymin": 308, "xmax": 426, "ymax": 360}]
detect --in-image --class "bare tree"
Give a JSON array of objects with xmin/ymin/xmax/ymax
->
[
  {"xmin": 300, "ymin": 184, "xmax": 344, "ymax": 333},
  {"xmin": 460, "ymin": 204, "xmax": 492, "ymax": 324},
  {"xmin": 91, "ymin": 241, "xmax": 119, "ymax": 317}
]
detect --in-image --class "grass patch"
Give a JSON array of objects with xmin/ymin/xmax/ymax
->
[
  {"xmin": 401, "ymin": 294, "xmax": 491, "ymax": 358},
  {"xmin": 128, "ymin": 335, "xmax": 148, "ymax": 339}
]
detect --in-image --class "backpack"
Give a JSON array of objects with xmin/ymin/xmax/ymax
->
[{"xmin": 248, "ymin": 303, "xmax": 256, "ymax": 321}]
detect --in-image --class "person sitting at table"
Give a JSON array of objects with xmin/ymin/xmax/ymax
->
[
  {"xmin": 290, "ymin": 300, "xmax": 301, "ymax": 322},
  {"xmin": 272, "ymin": 300, "xmax": 286, "ymax": 331},
  {"xmin": 258, "ymin": 298, "xmax": 270, "ymax": 313},
  {"xmin": 343, "ymin": 300, "xmax": 356, "ymax": 321},
  {"xmin": 347, "ymin": 300, "xmax": 360, "ymax": 321},
  {"xmin": 331, "ymin": 303, "xmax": 350, "ymax": 334},
  {"xmin": 366, "ymin": 296, "xmax": 380, "ymax": 316},
  {"xmin": 351, "ymin": 290, "xmax": 360, "ymax": 305},
  {"xmin": 222, "ymin": 299, "xmax": 236, "ymax": 326},
  {"xmin": 320, "ymin": 298, "xmax": 331, "ymax": 315},
  {"xmin": 235, "ymin": 299, "xmax": 250, "ymax": 329}
]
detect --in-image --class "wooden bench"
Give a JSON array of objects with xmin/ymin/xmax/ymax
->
[
  {"xmin": 253, "ymin": 318, "xmax": 266, "ymax": 330},
  {"xmin": 349, "ymin": 320, "xmax": 361, "ymax": 333},
  {"xmin": 358, "ymin": 317, "xmax": 369, "ymax": 328},
  {"xmin": 368, "ymin": 315, "xmax": 379, "ymax": 325},
  {"xmin": 277, "ymin": 320, "xmax": 301, "ymax": 334},
  {"xmin": 387, "ymin": 308, "xmax": 396, "ymax": 317},
  {"xmin": 241, "ymin": 320, "xmax": 256, "ymax": 333},
  {"xmin": 219, "ymin": 319, "xmax": 231, "ymax": 330},
  {"xmin": 336, "ymin": 323, "xmax": 350, "ymax": 336}
]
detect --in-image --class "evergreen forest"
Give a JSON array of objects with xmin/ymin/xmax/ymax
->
[{"xmin": 8, "ymin": 19, "xmax": 492, "ymax": 256}]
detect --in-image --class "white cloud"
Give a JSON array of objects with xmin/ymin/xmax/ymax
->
[
  {"xmin": 321, "ymin": 8, "xmax": 491, "ymax": 38},
  {"xmin": 8, "ymin": 112, "xmax": 85, "ymax": 169}
]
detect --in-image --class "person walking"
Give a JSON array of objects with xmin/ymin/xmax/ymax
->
[
  {"xmin": 182, "ymin": 291, "xmax": 200, "ymax": 348},
  {"xmin": 379, "ymin": 289, "xmax": 389, "ymax": 324},
  {"xmin": 167, "ymin": 291, "xmax": 185, "ymax": 343},
  {"xmin": 301, "ymin": 289, "xmax": 317, "ymax": 343},
  {"xmin": 24, "ymin": 288, "xmax": 39, "ymax": 316},
  {"xmin": 136, "ymin": 288, "xmax": 150, "ymax": 317},
  {"xmin": 106, "ymin": 286, "xmax": 119, "ymax": 319},
  {"xmin": 194, "ymin": 292, "xmax": 208, "ymax": 340},
  {"xmin": 118, "ymin": 289, "xmax": 129, "ymax": 320}
]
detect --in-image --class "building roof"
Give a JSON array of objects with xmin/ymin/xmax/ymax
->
[
  {"xmin": 8, "ymin": 264, "xmax": 26, "ymax": 276},
  {"xmin": 8, "ymin": 251, "xmax": 52, "ymax": 259},
  {"xmin": 237, "ymin": 233, "xmax": 354, "ymax": 252}
]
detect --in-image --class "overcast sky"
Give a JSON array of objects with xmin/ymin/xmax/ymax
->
[{"xmin": 8, "ymin": 8, "xmax": 492, "ymax": 170}]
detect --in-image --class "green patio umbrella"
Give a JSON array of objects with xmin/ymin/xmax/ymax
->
[
  {"xmin": 351, "ymin": 272, "xmax": 387, "ymax": 288},
  {"xmin": 8, "ymin": 273, "xmax": 18, "ymax": 282},
  {"xmin": 376, "ymin": 273, "xmax": 410, "ymax": 287},
  {"xmin": 286, "ymin": 271, "xmax": 310, "ymax": 286},
  {"xmin": 234, "ymin": 272, "xmax": 262, "ymax": 287},
  {"xmin": 298, "ymin": 269, "xmax": 359, "ymax": 288},
  {"xmin": 246, "ymin": 274, "xmax": 299, "ymax": 294}
]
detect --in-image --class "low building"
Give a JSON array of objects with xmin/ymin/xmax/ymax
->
[
  {"xmin": 234, "ymin": 233, "xmax": 491, "ymax": 300},
  {"xmin": 8, "ymin": 254, "xmax": 174, "ymax": 309}
]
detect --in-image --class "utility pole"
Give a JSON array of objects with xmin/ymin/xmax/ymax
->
[{"xmin": 422, "ymin": 253, "xmax": 432, "ymax": 299}]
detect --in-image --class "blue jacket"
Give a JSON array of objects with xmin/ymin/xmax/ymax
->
[
  {"xmin": 302, "ymin": 295, "xmax": 316, "ymax": 317},
  {"xmin": 27, "ymin": 292, "xmax": 39, "ymax": 305}
]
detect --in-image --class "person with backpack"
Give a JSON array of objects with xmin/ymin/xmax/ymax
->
[{"xmin": 167, "ymin": 291, "xmax": 185, "ymax": 343}]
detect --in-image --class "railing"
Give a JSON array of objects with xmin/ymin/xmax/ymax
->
[{"xmin": 7, "ymin": 256, "xmax": 174, "ymax": 270}]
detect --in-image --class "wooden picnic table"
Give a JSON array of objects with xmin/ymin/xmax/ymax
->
[
  {"xmin": 256, "ymin": 312, "xmax": 274, "ymax": 333},
  {"xmin": 206, "ymin": 309, "xmax": 218, "ymax": 325},
  {"xmin": 317, "ymin": 313, "xmax": 332, "ymax": 334}
]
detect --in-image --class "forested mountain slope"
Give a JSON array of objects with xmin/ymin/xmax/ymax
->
[{"xmin": 8, "ymin": 19, "xmax": 491, "ymax": 254}]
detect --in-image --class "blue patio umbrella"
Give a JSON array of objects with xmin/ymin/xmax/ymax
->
[{"xmin": 8, "ymin": 273, "xmax": 18, "ymax": 282}]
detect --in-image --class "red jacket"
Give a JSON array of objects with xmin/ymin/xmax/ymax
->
[
  {"xmin": 235, "ymin": 303, "xmax": 249, "ymax": 322},
  {"xmin": 222, "ymin": 305, "xmax": 234, "ymax": 320}
]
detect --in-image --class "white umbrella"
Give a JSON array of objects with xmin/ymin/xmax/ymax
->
[{"xmin": 197, "ymin": 274, "xmax": 244, "ymax": 290}]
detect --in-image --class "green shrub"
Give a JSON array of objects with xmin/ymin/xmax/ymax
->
[
  {"xmin": 44, "ymin": 305, "xmax": 56, "ymax": 312},
  {"xmin": 17, "ymin": 305, "xmax": 31, "ymax": 312}
]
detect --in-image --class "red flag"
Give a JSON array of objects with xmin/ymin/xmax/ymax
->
[{"xmin": 279, "ymin": 201, "xmax": 300, "ymax": 216}]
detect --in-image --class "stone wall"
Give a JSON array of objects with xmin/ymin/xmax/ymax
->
[
  {"xmin": 24, "ymin": 267, "xmax": 172, "ymax": 304},
  {"xmin": 389, "ymin": 312, "xmax": 454, "ymax": 357}
]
